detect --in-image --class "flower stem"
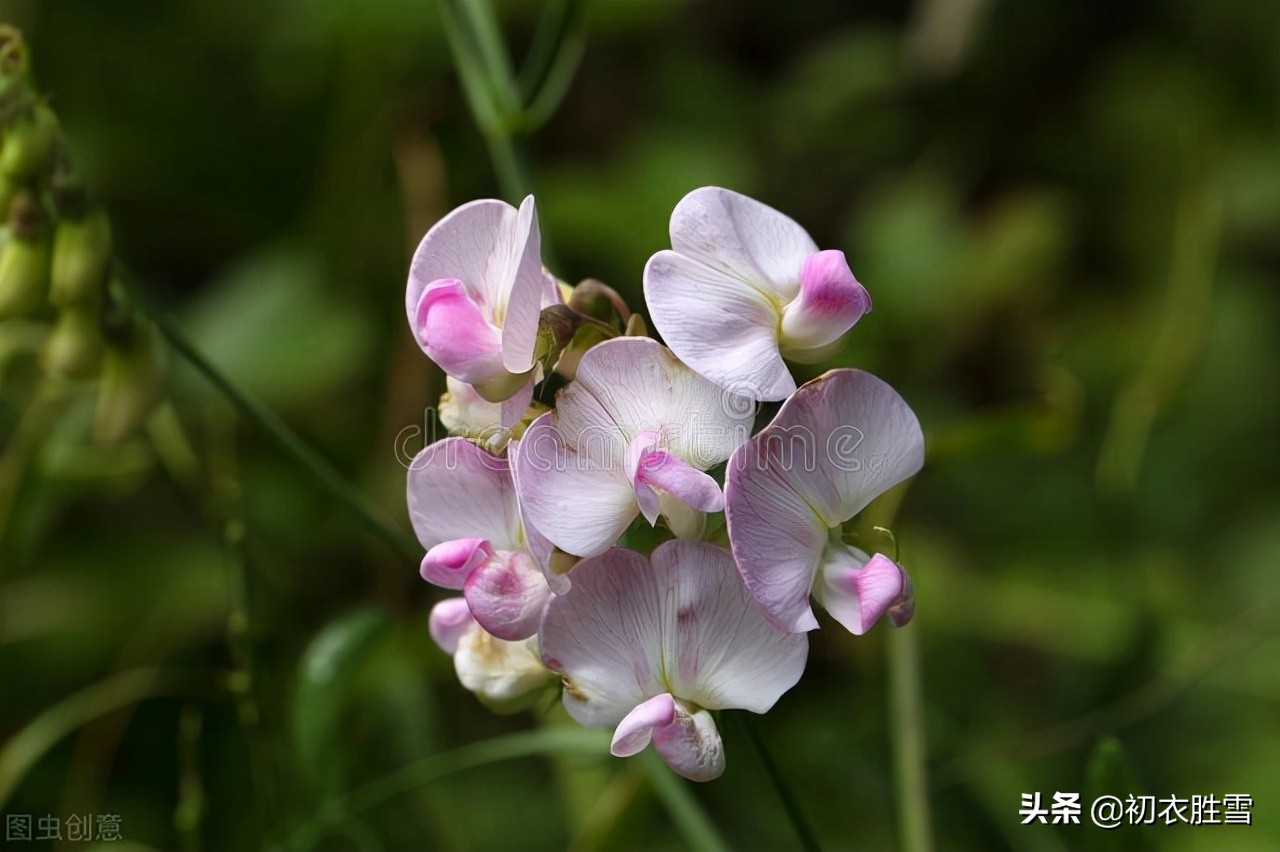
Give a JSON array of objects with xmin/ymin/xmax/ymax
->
[
  {"xmin": 740, "ymin": 714, "xmax": 822, "ymax": 852},
  {"xmin": 120, "ymin": 270, "xmax": 421, "ymax": 563},
  {"xmin": 855, "ymin": 482, "xmax": 935, "ymax": 852}
]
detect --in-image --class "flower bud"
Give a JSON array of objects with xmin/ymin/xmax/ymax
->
[
  {"xmin": 0, "ymin": 102, "xmax": 60, "ymax": 181},
  {"xmin": 94, "ymin": 320, "xmax": 164, "ymax": 445},
  {"xmin": 567, "ymin": 278, "xmax": 631, "ymax": 327},
  {"xmin": 0, "ymin": 195, "xmax": 51, "ymax": 320},
  {"xmin": 41, "ymin": 304, "xmax": 103, "ymax": 379},
  {"xmin": 50, "ymin": 207, "xmax": 111, "ymax": 308}
]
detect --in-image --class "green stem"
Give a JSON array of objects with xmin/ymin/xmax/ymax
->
[
  {"xmin": 119, "ymin": 270, "xmax": 421, "ymax": 563},
  {"xmin": 740, "ymin": 714, "xmax": 822, "ymax": 852},
  {"xmin": 854, "ymin": 482, "xmax": 935, "ymax": 852},
  {"xmin": 640, "ymin": 750, "xmax": 731, "ymax": 852}
]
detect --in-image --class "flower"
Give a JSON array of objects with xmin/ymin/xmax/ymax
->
[
  {"xmin": 724, "ymin": 369, "xmax": 924, "ymax": 634},
  {"xmin": 515, "ymin": 336, "xmax": 754, "ymax": 559},
  {"xmin": 429, "ymin": 597, "xmax": 552, "ymax": 713},
  {"xmin": 538, "ymin": 540, "xmax": 808, "ymax": 781},
  {"xmin": 406, "ymin": 196, "xmax": 561, "ymax": 423},
  {"xmin": 407, "ymin": 436, "xmax": 555, "ymax": 639},
  {"xmin": 644, "ymin": 186, "xmax": 872, "ymax": 401}
]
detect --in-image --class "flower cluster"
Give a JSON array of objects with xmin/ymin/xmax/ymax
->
[{"xmin": 406, "ymin": 187, "xmax": 924, "ymax": 781}]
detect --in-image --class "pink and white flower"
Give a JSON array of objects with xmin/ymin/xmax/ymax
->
[
  {"xmin": 725, "ymin": 369, "xmax": 924, "ymax": 634},
  {"xmin": 408, "ymin": 437, "xmax": 554, "ymax": 640},
  {"xmin": 538, "ymin": 541, "xmax": 808, "ymax": 781},
  {"xmin": 644, "ymin": 187, "xmax": 872, "ymax": 401},
  {"xmin": 429, "ymin": 597, "xmax": 552, "ymax": 713},
  {"xmin": 515, "ymin": 337, "xmax": 755, "ymax": 559},
  {"xmin": 406, "ymin": 196, "xmax": 561, "ymax": 424}
]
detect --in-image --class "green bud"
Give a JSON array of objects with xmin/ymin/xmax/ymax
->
[
  {"xmin": 0, "ymin": 210, "xmax": 51, "ymax": 320},
  {"xmin": 567, "ymin": 279, "xmax": 631, "ymax": 328},
  {"xmin": 94, "ymin": 320, "xmax": 164, "ymax": 445},
  {"xmin": 41, "ymin": 304, "xmax": 103, "ymax": 379},
  {"xmin": 50, "ymin": 207, "xmax": 111, "ymax": 308},
  {"xmin": 0, "ymin": 102, "xmax": 60, "ymax": 180}
]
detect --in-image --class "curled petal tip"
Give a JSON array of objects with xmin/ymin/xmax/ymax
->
[
  {"xmin": 421, "ymin": 537, "xmax": 494, "ymax": 589},
  {"xmin": 428, "ymin": 597, "xmax": 475, "ymax": 655},
  {"xmin": 780, "ymin": 250, "xmax": 871, "ymax": 353}
]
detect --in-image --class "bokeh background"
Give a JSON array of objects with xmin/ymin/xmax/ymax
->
[{"xmin": 1, "ymin": 1, "xmax": 1277, "ymax": 850}]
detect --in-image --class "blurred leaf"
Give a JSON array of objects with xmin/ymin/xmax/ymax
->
[
  {"xmin": 291, "ymin": 607, "xmax": 392, "ymax": 799},
  {"xmin": 184, "ymin": 245, "xmax": 374, "ymax": 410},
  {"xmin": 1082, "ymin": 737, "xmax": 1153, "ymax": 852}
]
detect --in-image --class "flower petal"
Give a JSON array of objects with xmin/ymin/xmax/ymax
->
[
  {"xmin": 567, "ymin": 337, "xmax": 754, "ymax": 466},
  {"xmin": 725, "ymin": 442, "xmax": 828, "ymax": 632},
  {"xmin": 464, "ymin": 550, "xmax": 552, "ymax": 641},
  {"xmin": 420, "ymin": 537, "xmax": 494, "ymax": 589},
  {"xmin": 610, "ymin": 693, "xmax": 726, "ymax": 782},
  {"xmin": 667, "ymin": 186, "xmax": 817, "ymax": 300},
  {"xmin": 498, "ymin": 196, "xmax": 555, "ymax": 374},
  {"xmin": 407, "ymin": 437, "xmax": 522, "ymax": 552},
  {"xmin": 538, "ymin": 548, "xmax": 667, "ymax": 728},
  {"xmin": 610, "ymin": 693, "xmax": 675, "ymax": 757},
  {"xmin": 779, "ymin": 250, "xmax": 872, "ymax": 353},
  {"xmin": 635, "ymin": 449, "xmax": 725, "ymax": 514},
  {"xmin": 815, "ymin": 546, "xmax": 913, "ymax": 635},
  {"xmin": 413, "ymin": 279, "xmax": 508, "ymax": 386},
  {"xmin": 454, "ymin": 629, "xmax": 551, "ymax": 712},
  {"xmin": 644, "ymin": 249, "xmax": 795, "ymax": 401},
  {"xmin": 515, "ymin": 411, "xmax": 639, "ymax": 558},
  {"xmin": 407, "ymin": 199, "xmax": 512, "ymax": 324},
  {"xmin": 654, "ymin": 541, "xmax": 808, "ymax": 712},
  {"xmin": 428, "ymin": 597, "xmax": 475, "ymax": 655}
]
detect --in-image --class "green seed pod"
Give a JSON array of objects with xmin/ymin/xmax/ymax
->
[
  {"xmin": 50, "ymin": 207, "xmax": 111, "ymax": 308},
  {"xmin": 0, "ymin": 102, "xmax": 59, "ymax": 181},
  {"xmin": 0, "ymin": 226, "xmax": 51, "ymax": 320},
  {"xmin": 95, "ymin": 320, "xmax": 165, "ymax": 445},
  {"xmin": 42, "ymin": 304, "xmax": 103, "ymax": 379}
]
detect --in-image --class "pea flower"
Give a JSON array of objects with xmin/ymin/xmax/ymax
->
[
  {"xmin": 515, "ymin": 336, "xmax": 754, "ymax": 559},
  {"xmin": 406, "ymin": 196, "xmax": 561, "ymax": 423},
  {"xmin": 538, "ymin": 541, "xmax": 808, "ymax": 781},
  {"xmin": 408, "ymin": 437, "xmax": 554, "ymax": 640},
  {"xmin": 725, "ymin": 369, "xmax": 923, "ymax": 634},
  {"xmin": 644, "ymin": 186, "xmax": 872, "ymax": 401},
  {"xmin": 429, "ymin": 597, "xmax": 552, "ymax": 713}
]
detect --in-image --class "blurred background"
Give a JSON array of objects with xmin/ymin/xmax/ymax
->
[{"xmin": 1, "ymin": 1, "xmax": 1277, "ymax": 850}]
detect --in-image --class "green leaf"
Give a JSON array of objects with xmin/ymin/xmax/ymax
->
[{"xmin": 290, "ymin": 608, "xmax": 392, "ymax": 799}]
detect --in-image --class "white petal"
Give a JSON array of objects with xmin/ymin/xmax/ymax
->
[
  {"xmin": 667, "ymin": 186, "xmax": 817, "ymax": 300},
  {"xmin": 539, "ymin": 548, "xmax": 666, "ymax": 728},
  {"xmin": 644, "ymin": 250, "xmax": 796, "ymax": 401},
  {"xmin": 439, "ymin": 377, "xmax": 506, "ymax": 448},
  {"xmin": 653, "ymin": 541, "xmax": 808, "ymax": 712},
  {"xmin": 407, "ymin": 199, "xmax": 514, "ymax": 324},
  {"xmin": 454, "ymin": 628, "xmax": 551, "ymax": 710},
  {"xmin": 514, "ymin": 412, "xmax": 639, "ymax": 558},
  {"xmin": 498, "ymin": 196, "xmax": 554, "ymax": 374},
  {"xmin": 568, "ymin": 337, "xmax": 754, "ymax": 466},
  {"xmin": 406, "ymin": 437, "xmax": 522, "ymax": 552}
]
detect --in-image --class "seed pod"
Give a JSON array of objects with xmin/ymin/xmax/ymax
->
[
  {"xmin": 0, "ymin": 102, "xmax": 60, "ymax": 180},
  {"xmin": 50, "ymin": 207, "xmax": 111, "ymax": 308},
  {"xmin": 94, "ymin": 320, "xmax": 165, "ymax": 445},
  {"xmin": 42, "ymin": 304, "xmax": 103, "ymax": 379},
  {"xmin": 0, "ymin": 202, "xmax": 51, "ymax": 320}
]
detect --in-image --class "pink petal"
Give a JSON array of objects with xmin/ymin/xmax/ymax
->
[
  {"xmin": 420, "ymin": 537, "xmax": 494, "ymax": 589},
  {"xmin": 779, "ymin": 250, "xmax": 872, "ymax": 353},
  {"xmin": 816, "ymin": 547, "xmax": 912, "ymax": 635},
  {"xmin": 499, "ymin": 373, "xmax": 536, "ymax": 428},
  {"xmin": 428, "ymin": 597, "xmax": 475, "ymax": 655},
  {"xmin": 611, "ymin": 693, "xmax": 676, "ymax": 757},
  {"xmin": 609, "ymin": 694, "xmax": 726, "ymax": 782},
  {"xmin": 644, "ymin": 250, "xmax": 795, "ymax": 401},
  {"xmin": 463, "ymin": 550, "xmax": 552, "ymax": 641},
  {"xmin": 413, "ymin": 278, "xmax": 508, "ymax": 386},
  {"xmin": 406, "ymin": 437, "xmax": 523, "ymax": 552},
  {"xmin": 506, "ymin": 437, "xmax": 563, "ymax": 592}
]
